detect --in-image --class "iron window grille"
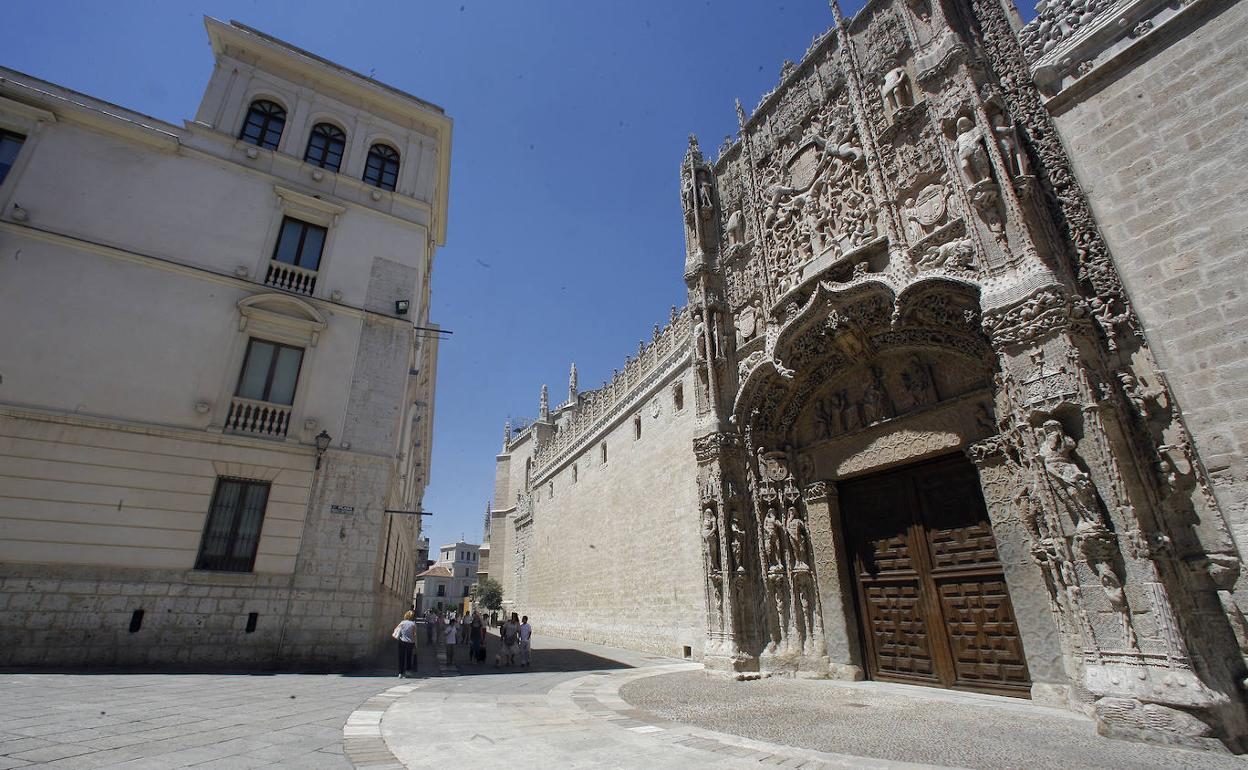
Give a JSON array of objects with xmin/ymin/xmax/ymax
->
[
  {"xmin": 363, "ymin": 143, "xmax": 400, "ymax": 191},
  {"xmin": 195, "ymin": 478, "xmax": 271, "ymax": 572},
  {"xmin": 304, "ymin": 123, "xmax": 346, "ymax": 172},
  {"xmin": 239, "ymin": 100, "xmax": 286, "ymax": 150}
]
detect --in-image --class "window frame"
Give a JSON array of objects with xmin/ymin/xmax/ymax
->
[
  {"xmin": 0, "ymin": 128, "xmax": 27, "ymax": 187},
  {"xmin": 363, "ymin": 143, "xmax": 400, "ymax": 191},
  {"xmin": 303, "ymin": 122, "xmax": 346, "ymax": 172},
  {"xmin": 238, "ymin": 99, "xmax": 287, "ymax": 150},
  {"xmin": 271, "ymin": 216, "xmax": 328, "ymax": 271},
  {"xmin": 235, "ymin": 337, "xmax": 305, "ymax": 406},
  {"xmin": 194, "ymin": 477, "xmax": 271, "ymax": 573}
]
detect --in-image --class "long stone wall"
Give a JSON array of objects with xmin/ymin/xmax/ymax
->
[{"xmin": 513, "ymin": 365, "xmax": 704, "ymax": 658}]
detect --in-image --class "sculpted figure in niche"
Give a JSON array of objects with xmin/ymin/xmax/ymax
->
[
  {"xmin": 763, "ymin": 505, "xmax": 786, "ymax": 573},
  {"xmin": 839, "ymin": 388, "xmax": 860, "ymax": 432},
  {"xmin": 992, "ymin": 113, "xmax": 1030, "ymax": 178},
  {"xmin": 785, "ymin": 506, "xmax": 813, "ymax": 570},
  {"xmin": 881, "ymin": 64, "xmax": 914, "ymax": 114},
  {"xmin": 1037, "ymin": 419, "xmax": 1105, "ymax": 532},
  {"xmin": 702, "ymin": 506, "xmax": 721, "ymax": 573},
  {"xmin": 955, "ymin": 116, "xmax": 994, "ymax": 188},
  {"xmin": 1095, "ymin": 560, "xmax": 1139, "ymax": 651},
  {"xmin": 1117, "ymin": 371, "xmax": 1168, "ymax": 421},
  {"xmin": 725, "ymin": 209, "xmax": 745, "ymax": 248},
  {"xmin": 860, "ymin": 366, "xmax": 894, "ymax": 426},
  {"xmin": 1089, "ymin": 297, "xmax": 1131, "ymax": 351},
  {"xmin": 729, "ymin": 514, "xmax": 746, "ymax": 573},
  {"xmin": 900, "ymin": 355, "xmax": 937, "ymax": 411}
]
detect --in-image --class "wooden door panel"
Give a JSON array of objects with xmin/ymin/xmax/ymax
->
[
  {"xmin": 937, "ymin": 577, "xmax": 1031, "ymax": 691},
  {"xmin": 861, "ymin": 580, "xmax": 940, "ymax": 682}
]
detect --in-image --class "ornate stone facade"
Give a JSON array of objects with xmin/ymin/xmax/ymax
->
[{"xmin": 492, "ymin": 0, "xmax": 1247, "ymax": 751}]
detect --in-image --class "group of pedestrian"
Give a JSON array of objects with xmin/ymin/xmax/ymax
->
[
  {"xmin": 496, "ymin": 612, "xmax": 532, "ymax": 668},
  {"xmin": 393, "ymin": 608, "xmax": 532, "ymax": 676}
]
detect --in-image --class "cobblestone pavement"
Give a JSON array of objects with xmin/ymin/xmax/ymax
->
[
  {"xmin": 6, "ymin": 631, "xmax": 1247, "ymax": 769},
  {"xmin": 0, "ymin": 670, "xmax": 398, "ymax": 769},
  {"xmin": 620, "ymin": 670, "xmax": 1248, "ymax": 770}
]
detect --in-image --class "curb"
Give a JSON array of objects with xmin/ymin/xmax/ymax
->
[{"xmin": 343, "ymin": 681, "xmax": 428, "ymax": 769}]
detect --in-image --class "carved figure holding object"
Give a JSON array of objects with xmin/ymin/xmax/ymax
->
[
  {"xmin": 1037, "ymin": 419, "xmax": 1105, "ymax": 532},
  {"xmin": 955, "ymin": 116, "xmax": 994, "ymax": 188}
]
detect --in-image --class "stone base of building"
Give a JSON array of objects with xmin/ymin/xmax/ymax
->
[{"xmin": 0, "ymin": 562, "xmax": 406, "ymax": 670}]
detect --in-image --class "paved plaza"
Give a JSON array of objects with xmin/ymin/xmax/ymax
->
[{"xmin": 3, "ymin": 631, "xmax": 1245, "ymax": 769}]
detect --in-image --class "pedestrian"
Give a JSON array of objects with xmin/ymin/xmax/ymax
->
[
  {"xmin": 498, "ymin": 612, "xmax": 520, "ymax": 667},
  {"xmin": 435, "ymin": 611, "xmax": 445, "ymax": 648},
  {"xmin": 392, "ymin": 610, "xmax": 417, "ymax": 678},
  {"xmin": 444, "ymin": 617, "xmax": 458, "ymax": 665},
  {"xmin": 424, "ymin": 609, "xmax": 435, "ymax": 646},
  {"xmin": 519, "ymin": 615, "xmax": 532, "ymax": 667},
  {"xmin": 468, "ymin": 612, "xmax": 483, "ymax": 663}
]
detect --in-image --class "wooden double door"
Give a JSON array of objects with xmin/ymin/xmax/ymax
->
[{"xmin": 840, "ymin": 454, "xmax": 1032, "ymax": 697}]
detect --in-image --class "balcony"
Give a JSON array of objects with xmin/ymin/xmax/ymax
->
[
  {"xmin": 225, "ymin": 396, "xmax": 291, "ymax": 438},
  {"xmin": 264, "ymin": 259, "xmax": 317, "ymax": 296}
]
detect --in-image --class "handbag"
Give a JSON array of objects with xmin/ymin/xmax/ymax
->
[{"xmin": 392, "ymin": 624, "xmax": 402, "ymax": 640}]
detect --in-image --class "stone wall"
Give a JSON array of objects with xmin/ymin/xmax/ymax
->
[
  {"xmin": 1048, "ymin": 0, "xmax": 1248, "ymax": 556},
  {"xmin": 512, "ymin": 365, "xmax": 705, "ymax": 658}
]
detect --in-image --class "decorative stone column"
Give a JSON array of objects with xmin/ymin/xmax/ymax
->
[
  {"xmin": 966, "ymin": 435, "xmax": 1072, "ymax": 705},
  {"xmin": 802, "ymin": 480, "xmax": 864, "ymax": 680}
]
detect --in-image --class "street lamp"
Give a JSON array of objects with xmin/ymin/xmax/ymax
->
[{"xmin": 314, "ymin": 430, "xmax": 332, "ymax": 469}]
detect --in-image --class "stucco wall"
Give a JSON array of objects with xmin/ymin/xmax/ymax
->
[{"xmin": 1051, "ymin": 0, "xmax": 1248, "ymax": 550}]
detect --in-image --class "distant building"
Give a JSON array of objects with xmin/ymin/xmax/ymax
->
[
  {"xmin": 0, "ymin": 18, "xmax": 450, "ymax": 669},
  {"xmin": 414, "ymin": 540, "xmax": 480, "ymax": 613}
]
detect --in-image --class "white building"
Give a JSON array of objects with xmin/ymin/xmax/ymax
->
[
  {"xmin": 0, "ymin": 18, "xmax": 451, "ymax": 668},
  {"xmin": 414, "ymin": 540, "xmax": 480, "ymax": 613}
]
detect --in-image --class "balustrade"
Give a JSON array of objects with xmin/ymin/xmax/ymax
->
[{"xmin": 225, "ymin": 396, "xmax": 292, "ymax": 438}]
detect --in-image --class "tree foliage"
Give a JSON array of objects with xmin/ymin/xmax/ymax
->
[{"xmin": 470, "ymin": 577, "xmax": 504, "ymax": 611}]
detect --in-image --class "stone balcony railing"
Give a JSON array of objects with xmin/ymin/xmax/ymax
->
[
  {"xmin": 225, "ymin": 396, "xmax": 292, "ymax": 439},
  {"xmin": 264, "ymin": 259, "xmax": 317, "ymax": 296},
  {"xmin": 531, "ymin": 307, "xmax": 692, "ymax": 476}
]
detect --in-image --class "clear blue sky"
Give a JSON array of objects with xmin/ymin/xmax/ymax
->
[{"xmin": 7, "ymin": 1, "xmax": 1031, "ymax": 553}]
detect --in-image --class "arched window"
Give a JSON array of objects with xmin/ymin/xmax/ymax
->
[
  {"xmin": 304, "ymin": 123, "xmax": 346, "ymax": 172},
  {"xmin": 239, "ymin": 99, "xmax": 286, "ymax": 150},
  {"xmin": 363, "ymin": 143, "xmax": 400, "ymax": 191}
]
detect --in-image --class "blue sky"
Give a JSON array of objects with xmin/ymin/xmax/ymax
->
[{"xmin": 7, "ymin": 1, "xmax": 1031, "ymax": 554}]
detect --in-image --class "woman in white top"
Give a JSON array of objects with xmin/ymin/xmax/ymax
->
[
  {"xmin": 393, "ymin": 610, "xmax": 417, "ymax": 677},
  {"xmin": 444, "ymin": 618, "xmax": 459, "ymax": 666}
]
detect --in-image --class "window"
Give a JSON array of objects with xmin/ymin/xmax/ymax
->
[
  {"xmin": 436, "ymin": 584, "xmax": 445, "ymax": 597},
  {"xmin": 634, "ymin": 414, "xmax": 642, "ymax": 440},
  {"xmin": 303, "ymin": 123, "xmax": 345, "ymax": 172},
  {"xmin": 363, "ymin": 143, "xmax": 399, "ymax": 191},
  {"xmin": 0, "ymin": 130, "xmax": 26, "ymax": 186},
  {"xmin": 462, "ymin": 586, "xmax": 471, "ymax": 597},
  {"xmin": 195, "ymin": 478, "xmax": 271, "ymax": 572},
  {"xmin": 601, "ymin": 442, "xmax": 607, "ymax": 465},
  {"xmin": 236, "ymin": 339, "xmax": 304, "ymax": 405},
  {"xmin": 573, "ymin": 464, "xmax": 578, "ymax": 483},
  {"xmin": 272, "ymin": 217, "xmax": 327, "ymax": 271},
  {"xmin": 674, "ymin": 383, "xmax": 685, "ymax": 411},
  {"xmin": 239, "ymin": 99, "xmax": 286, "ymax": 150}
]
